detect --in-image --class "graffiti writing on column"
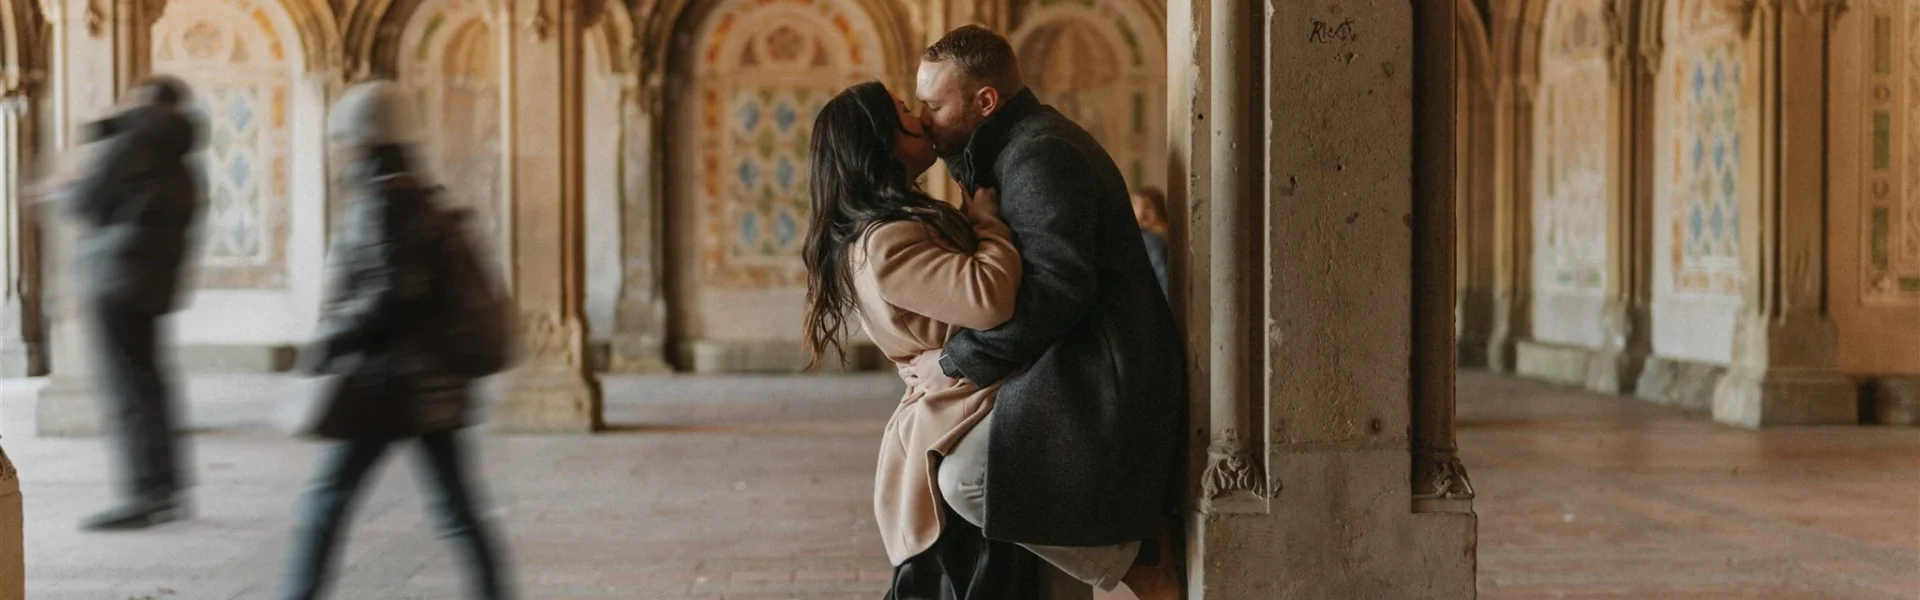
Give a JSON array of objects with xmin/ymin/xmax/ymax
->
[{"xmin": 1310, "ymin": 19, "xmax": 1358, "ymax": 43}]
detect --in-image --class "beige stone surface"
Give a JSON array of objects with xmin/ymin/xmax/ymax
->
[{"xmin": 0, "ymin": 445, "xmax": 18, "ymax": 600}]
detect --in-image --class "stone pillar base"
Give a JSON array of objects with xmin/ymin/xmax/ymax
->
[
  {"xmin": 1203, "ymin": 449, "xmax": 1476, "ymax": 598},
  {"xmin": 593, "ymin": 336, "xmax": 674, "ymax": 374},
  {"xmin": 1869, "ymin": 378, "xmax": 1920, "ymax": 426},
  {"xmin": 33, "ymin": 376, "xmax": 103, "ymax": 436},
  {"xmin": 175, "ymin": 344, "xmax": 297, "ymax": 373},
  {"xmin": 1712, "ymin": 368, "xmax": 1860, "ymax": 429},
  {"xmin": 1516, "ymin": 340, "xmax": 1636, "ymax": 393},
  {"xmin": 0, "ymin": 343, "xmax": 43, "ymax": 378},
  {"xmin": 1485, "ymin": 331, "xmax": 1517, "ymax": 374},
  {"xmin": 1514, "ymin": 340, "xmax": 1590, "ymax": 387},
  {"xmin": 677, "ymin": 339, "xmax": 885, "ymax": 374},
  {"xmin": 1635, "ymin": 356, "xmax": 1724, "ymax": 412},
  {"xmin": 0, "ymin": 444, "xmax": 20, "ymax": 600},
  {"xmin": 488, "ymin": 370, "xmax": 603, "ymax": 433},
  {"xmin": 1455, "ymin": 338, "xmax": 1491, "ymax": 370}
]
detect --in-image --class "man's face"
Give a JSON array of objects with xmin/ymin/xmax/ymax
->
[{"xmin": 915, "ymin": 60, "xmax": 987, "ymax": 157}]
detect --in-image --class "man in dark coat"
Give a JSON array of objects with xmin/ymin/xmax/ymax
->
[
  {"xmin": 909, "ymin": 24, "xmax": 1187, "ymax": 597},
  {"xmin": 59, "ymin": 75, "xmax": 203, "ymax": 530}
]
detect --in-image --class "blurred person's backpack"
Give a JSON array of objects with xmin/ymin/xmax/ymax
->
[{"xmin": 425, "ymin": 199, "xmax": 517, "ymax": 377}]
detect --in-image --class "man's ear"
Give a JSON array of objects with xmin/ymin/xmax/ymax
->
[{"xmin": 973, "ymin": 85, "xmax": 1003, "ymax": 118}]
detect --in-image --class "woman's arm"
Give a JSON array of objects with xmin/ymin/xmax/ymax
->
[{"xmin": 866, "ymin": 192, "xmax": 1023, "ymax": 331}]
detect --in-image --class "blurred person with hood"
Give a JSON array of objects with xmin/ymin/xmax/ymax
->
[
  {"xmin": 59, "ymin": 75, "xmax": 203, "ymax": 531},
  {"xmin": 276, "ymin": 79, "xmax": 515, "ymax": 600}
]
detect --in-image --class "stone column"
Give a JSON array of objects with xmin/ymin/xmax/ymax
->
[
  {"xmin": 1587, "ymin": 2, "xmax": 1649, "ymax": 394},
  {"xmin": 1454, "ymin": 41, "xmax": 1499, "ymax": 371},
  {"xmin": 0, "ymin": 89, "xmax": 45, "ymax": 378},
  {"xmin": 1196, "ymin": 0, "xmax": 1266, "ymax": 517},
  {"xmin": 1487, "ymin": 75, "xmax": 1536, "ymax": 375},
  {"xmin": 1181, "ymin": 0, "xmax": 1477, "ymax": 596},
  {"xmin": 493, "ymin": 0, "xmax": 603, "ymax": 433},
  {"xmin": 33, "ymin": 0, "xmax": 157, "ymax": 436},
  {"xmin": 1412, "ymin": 0, "xmax": 1474, "ymax": 515},
  {"xmin": 1710, "ymin": 1, "xmax": 1857, "ymax": 428},
  {"xmin": 1620, "ymin": 0, "xmax": 1661, "ymax": 402},
  {"xmin": 604, "ymin": 82, "xmax": 671, "ymax": 374},
  {"xmin": 0, "ymin": 442, "xmax": 18, "ymax": 600}
]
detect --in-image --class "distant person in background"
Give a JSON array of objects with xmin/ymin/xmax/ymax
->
[
  {"xmin": 1132, "ymin": 186, "xmax": 1170, "ymax": 298},
  {"xmin": 59, "ymin": 75, "xmax": 203, "ymax": 531},
  {"xmin": 278, "ymin": 79, "xmax": 514, "ymax": 600}
]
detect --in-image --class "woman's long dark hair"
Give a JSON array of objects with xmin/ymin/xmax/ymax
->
[{"xmin": 803, "ymin": 81, "xmax": 977, "ymax": 370}]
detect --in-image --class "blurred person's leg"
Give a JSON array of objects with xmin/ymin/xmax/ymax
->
[
  {"xmin": 80, "ymin": 300, "xmax": 184, "ymax": 530},
  {"xmin": 417, "ymin": 430, "xmax": 509, "ymax": 600},
  {"xmin": 278, "ymin": 438, "xmax": 392, "ymax": 600}
]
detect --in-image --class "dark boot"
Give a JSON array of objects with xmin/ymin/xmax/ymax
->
[{"xmin": 80, "ymin": 496, "xmax": 188, "ymax": 531}]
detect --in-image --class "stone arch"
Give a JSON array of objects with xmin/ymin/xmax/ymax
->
[
  {"xmin": 661, "ymin": 0, "xmax": 905, "ymax": 371},
  {"xmin": 148, "ymin": 0, "xmax": 339, "ymax": 73},
  {"xmin": 152, "ymin": 0, "xmax": 305, "ymax": 289},
  {"xmin": 1527, "ymin": 0, "xmax": 1617, "ymax": 349},
  {"xmin": 395, "ymin": 0, "xmax": 505, "ymax": 245},
  {"xmin": 1, "ymin": 0, "xmax": 46, "ymax": 92},
  {"xmin": 1648, "ymin": 0, "xmax": 1751, "ymax": 365},
  {"xmin": 639, "ymin": 0, "xmax": 918, "ymax": 97},
  {"xmin": 151, "ymin": 0, "xmax": 334, "ymax": 350},
  {"xmin": 1009, "ymin": 0, "xmax": 1167, "ymax": 190}
]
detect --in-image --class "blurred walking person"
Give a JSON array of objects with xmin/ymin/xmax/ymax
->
[
  {"xmin": 278, "ymin": 80, "xmax": 517, "ymax": 600},
  {"xmin": 58, "ymin": 75, "xmax": 203, "ymax": 531}
]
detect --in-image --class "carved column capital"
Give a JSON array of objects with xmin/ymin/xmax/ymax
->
[
  {"xmin": 1411, "ymin": 453, "xmax": 1475, "ymax": 510},
  {"xmin": 1200, "ymin": 428, "xmax": 1276, "ymax": 514}
]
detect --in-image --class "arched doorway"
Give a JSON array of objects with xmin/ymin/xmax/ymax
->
[
  {"xmin": 663, "ymin": 0, "xmax": 892, "ymax": 372},
  {"xmin": 1009, "ymin": 0, "xmax": 1167, "ymax": 191}
]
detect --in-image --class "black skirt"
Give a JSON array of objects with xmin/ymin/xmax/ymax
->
[{"xmin": 886, "ymin": 504, "xmax": 1043, "ymax": 600}]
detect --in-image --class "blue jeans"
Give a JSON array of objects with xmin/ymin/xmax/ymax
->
[{"xmin": 277, "ymin": 431, "xmax": 508, "ymax": 600}]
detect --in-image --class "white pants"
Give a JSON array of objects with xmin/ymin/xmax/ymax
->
[{"xmin": 937, "ymin": 414, "xmax": 1140, "ymax": 591}]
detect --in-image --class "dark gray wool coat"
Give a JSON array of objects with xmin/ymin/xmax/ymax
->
[{"xmin": 939, "ymin": 89, "xmax": 1188, "ymax": 547}]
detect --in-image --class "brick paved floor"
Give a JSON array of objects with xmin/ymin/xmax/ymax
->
[{"xmin": 0, "ymin": 372, "xmax": 1915, "ymax": 599}]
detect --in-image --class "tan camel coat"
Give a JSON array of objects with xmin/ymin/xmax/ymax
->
[{"xmin": 852, "ymin": 212, "xmax": 1022, "ymax": 566}]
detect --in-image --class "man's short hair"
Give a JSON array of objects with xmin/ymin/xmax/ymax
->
[{"xmin": 922, "ymin": 25, "xmax": 1023, "ymax": 93}]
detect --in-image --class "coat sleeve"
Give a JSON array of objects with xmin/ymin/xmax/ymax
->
[
  {"xmin": 310, "ymin": 196, "xmax": 412, "ymax": 362},
  {"xmin": 60, "ymin": 134, "xmax": 139, "ymax": 226},
  {"xmin": 939, "ymin": 136, "xmax": 1100, "ymax": 386},
  {"xmin": 866, "ymin": 214, "xmax": 1023, "ymax": 331}
]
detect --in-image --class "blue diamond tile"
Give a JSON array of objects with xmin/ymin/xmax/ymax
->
[
  {"xmin": 774, "ymin": 101, "xmax": 798, "ymax": 132},
  {"xmin": 739, "ymin": 211, "xmax": 760, "ymax": 246},
  {"xmin": 775, "ymin": 157, "xmax": 794, "ymax": 189},
  {"xmin": 226, "ymin": 153, "xmax": 252, "ymax": 187},
  {"xmin": 1692, "ymin": 139, "xmax": 1705, "ymax": 169},
  {"xmin": 738, "ymin": 100, "xmax": 761, "ymax": 131},
  {"xmin": 737, "ymin": 159, "xmax": 760, "ymax": 188},
  {"xmin": 776, "ymin": 210, "xmax": 797, "ymax": 247},
  {"xmin": 1689, "ymin": 205, "xmax": 1704, "ymax": 240},
  {"xmin": 226, "ymin": 96, "xmax": 253, "ymax": 131}
]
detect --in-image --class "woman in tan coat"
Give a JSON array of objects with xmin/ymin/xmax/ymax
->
[{"xmin": 802, "ymin": 81, "xmax": 1176, "ymax": 599}]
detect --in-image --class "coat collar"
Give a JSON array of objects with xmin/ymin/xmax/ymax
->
[{"xmin": 951, "ymin": 88, "xmax": 1041, "ymax": 192}]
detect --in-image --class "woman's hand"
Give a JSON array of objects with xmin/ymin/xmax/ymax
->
[
  {"xmin": 964, "ymin": 187, "xmax": 1001, "ymax": 223},
  {"xmin": 900, "ymin": 349, "xmax": 966, "ymax": 392}
]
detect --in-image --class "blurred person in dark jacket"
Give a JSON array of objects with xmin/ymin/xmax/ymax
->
[
  {"xmin": 275, "ymin": 79, "xmax": 512, "ymax": 600},
  {"xmin": 59, "ymin": 75, "xmax": 203, "ymax": 531}
]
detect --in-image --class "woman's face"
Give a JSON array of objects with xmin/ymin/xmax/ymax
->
[{"xmin": 891, "ymin": 94, "xmax": 936, "ymax": 178}]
